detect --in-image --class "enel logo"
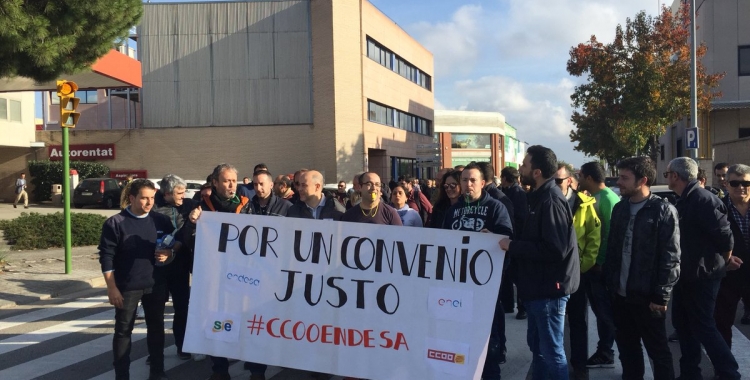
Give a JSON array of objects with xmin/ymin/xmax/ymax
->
[
  {"xmin": 427, "ymin": 349, "xmax": 465, "ymax": 364},
  {"xmin": 226, "ymin": 273, "xmax": 261, "ymax": 286},
  {"xmin": 437, "ymin": 298, "xmax": 462, "ymax": 307},
  {"xmin": 212, "ymin": 320, "xmax": 233, "ymax": 333}
]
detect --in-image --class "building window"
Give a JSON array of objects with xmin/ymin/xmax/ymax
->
[
  {"xmin": 660, "ymin": 144, "xmax": 665, "ymax": 161},
  {"xmin": 366, "ymin": 37, "xmax": 432, "ymax": 91},
  {"xmin": 0, "ymin": 98, "xmax": 6, "ymax": 121},
  {"xmin": 739, "ymin": 128, "xmax": 750, "ymax": 139},
  {"xmin": 452, "ymin": 134, "xmax": 491, "ymax": 149},
  {"xmin": 676, "ymin": 138, "xmax": 683, "ymax": 158},
  {"xmin": 740, "ymin": 46, "xmax": 750, "ymax": 76},
  {"xmin": 9, "ymin": 100, "xmax": 21, "ymax": 122},
  {"xmin": 367, "ymin": 100, "xmax": 431, "ymax": 136},
  {"xmin": 50, "ymin": 90, "xmax": 98, "ymax": 104}
]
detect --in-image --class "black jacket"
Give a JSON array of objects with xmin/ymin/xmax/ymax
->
[
  {"xmin": 723, "ymin": 197, "xmax": 750, "ymax": 290},
  {"xmin": 251, "ymin": 193, "xmax": 291, "ymax": 217},
  {"xmin": 603, "ymin": 194, "xmax": 680, "ymax": 305},
  {"xmin": 675, "ymin": 181, "xmax": 733, "ymax": 282},
  {"xmin": 503, "ymin": 183, "xmax": 529, "ymax": 236},
  {"xmin": 287, "ymin": 195, "xmax": 345, "ymax": 220},
  {"xmin": 507, "ymin": 178, "xmax": 579, "ymax": 300},
  {"xmin": 484, "ymin": 183, "xmax": 515, "ymax": 236}
]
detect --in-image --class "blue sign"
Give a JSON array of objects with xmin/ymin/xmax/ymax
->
[{"xmin": 686, "ymin": 128, "xmax": 698, "ymax": 149}]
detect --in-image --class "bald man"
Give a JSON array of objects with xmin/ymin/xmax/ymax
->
[
  {"xmin": 341, "ymin": 172, "xmax": 402, "ymax": 225},
  {"xmin": 287, "ymin": 170, "xmax": 346, "ymax": 220}
]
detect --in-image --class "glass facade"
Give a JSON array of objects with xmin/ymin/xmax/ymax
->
[
  {"xmin": 367, "ymin": 100, "xmax": 432, "ymax": 136},
  {"xmin": 367, "ymin": 37, "xmax": 431, "ymax": 91},
  {"xmin": 451, "ymin": 133, "xmax": 491, "ymax": 149}
]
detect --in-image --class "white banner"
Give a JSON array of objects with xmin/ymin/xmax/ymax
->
[{"xmin": 184, "ymin": 212, "xmax": 505, "ymax": 380}]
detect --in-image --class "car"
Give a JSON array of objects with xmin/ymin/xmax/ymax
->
[
  {"xmin": 73, "ymin": 178, "xmax": 123, "ymax": 209},
  {"xmin": 650, "ymin": 185, "xmax": 678, "ymax": 205},
  {"xmin": 148, "ymin": 178, "xmax": 205, "ymax": 199}
]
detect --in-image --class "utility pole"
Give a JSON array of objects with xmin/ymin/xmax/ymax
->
[{"xmin": 56, "ymin": 80, "xmax": 81, "ymax": 274}]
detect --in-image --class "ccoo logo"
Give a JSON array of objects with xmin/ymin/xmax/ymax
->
[
  {"xmin": 427, "ymin": 349, "xmax": 465, "ymax": 364},
  {"xmin": 212, "ymin": 320, "xmax": 233, "ymax": 333}
]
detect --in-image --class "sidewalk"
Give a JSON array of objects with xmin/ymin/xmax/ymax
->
[{"xmin": 0, "ymin": 246, "xmax": 104, "ymax": 309}]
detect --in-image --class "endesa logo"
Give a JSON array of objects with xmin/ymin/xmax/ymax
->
[
  {"xmin": 226, "ymin": 272, "xmax": 261, "ymax": 286},
  {"xmin": 437, "ymin": 298, "xmax": 462, "ymax": 307},
  {"xmin": 212, "ymin": 320, "xmax": 233, "ymax": 333},
  {"xmin": 427, "ymin": 349, "xmax": 465, "ymax": 364}
]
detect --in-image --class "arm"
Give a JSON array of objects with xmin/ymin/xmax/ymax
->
[
  {"xmin": 508, "ymin": 199, "xmax": 572, "ymax": 262},
  {"xmin": 653, "ymin": 204, "xmax": 681, "ymax": 306},
  {"xmin": 98, "ymin": 218, "xmax": 123, "ymax": 308},
  {"xmin": 419, "ymin": 191, "xmax": 433, "ymax": 214}
]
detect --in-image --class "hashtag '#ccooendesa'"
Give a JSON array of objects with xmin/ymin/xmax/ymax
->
[{"xmin": 247, "ymin": 314, "xmax": 265, "ymax": 335}]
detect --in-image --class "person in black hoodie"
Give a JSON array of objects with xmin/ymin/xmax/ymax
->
[
  {"xmin": 187, "ymin": 164, "xmax": 266, "ymax": 380},
  {"xmin": 99, "ymin": 179, "xmax": 176, "ymax": 380},
  {"xmin": 499, "ymin": 145, "xmax": 578, "ymax": 380},
  {"xmin": 443, "ymin": 162, "xmax": 512, "ymax": 380},
  {"xmin": 666, "ymin": 157, "xmax": 739, "ymax": 380},
  {"xmin": 250, "ymin": 170, "xmax": 291, "ymax": 217}
]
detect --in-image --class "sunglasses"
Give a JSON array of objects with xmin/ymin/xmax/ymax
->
[
  {"xmin": 729, "ymin": 180, "xmax": 750, "ymax": 188},
  {"xmin": 554, "ymin": 177, "xmax": 569, "ymax": 185},
  {"xmin": 443, "ymin": 183, "xmax": 458, "ymax": 190}
]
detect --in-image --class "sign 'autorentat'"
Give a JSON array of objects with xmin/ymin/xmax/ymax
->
[
  {"xmin": 184, "ymin": 213, "xmax": 505, "ymax": 380},
  {"xmin": 48, "ymin": 144, "xmax": 115, "ymax": 161}
]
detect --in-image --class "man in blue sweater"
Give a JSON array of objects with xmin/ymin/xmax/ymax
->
[{"xmin": 99, "ymin": 179, "xmax": 177, "ymax": 380}]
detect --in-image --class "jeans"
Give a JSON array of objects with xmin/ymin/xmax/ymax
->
[
  {"xmin": 673, "ymin": 279, "xmax": 740, "ymax": 380},
  {"xmin": 210, "ymin": 356, "xmax": 267, "ymax": 375},
  {"xmin": 612, "ymin": 295, "xmax": 673, "ymax": 380},
  {"xmin": 584, "ymin": 269, "xmax": 616, "ymax": 359},
  {"xmin": 566, "ymin": 274, "xmax": 588, "ymax": 371},
  {"xmin": 525, "ymin": 296, "xmax": 569, "ymax": 380},
  {"xmin": 113, "ymin": 284, "xmax": 168, "ymax": 379},
  {"xmin": 164, "ymin": 266, "xmax": 191, "ymax": 351},
  {"xmin": 482, "ymin": 295, "xmax": 506, "ymax": 380}
]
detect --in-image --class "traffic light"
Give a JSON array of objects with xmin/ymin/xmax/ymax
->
[{"xmin": 56, "ymin": 80, "xmax": 80, "ymax": 128}]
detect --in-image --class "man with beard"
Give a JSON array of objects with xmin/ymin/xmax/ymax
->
[
  {"xmin": 499, "ymin": 145, "xmax": 579, "ymax": 380},
  {"xmin": 273, "ymin": 174, "xmax": 295, "ymax": 201},
  {"xmin": 187, "ymin": 164, "xmax": 267, "ymax": 380},
  {"xmin": 443, "ymin": 162, "xmax": 512, "ymax": 380},
  {"xmin": 713, "ymin": 162, "xmax": 729, "ymax": 199},
  {"xmin": 341, "ymin": 172, "xmax": 401, "ymax": 225},
  {"xmin": 604, "ymin": 156, "xmax": 679, "ymax": 380},
  {"xmin": 251, "ymin": 170, "xmax": 291, "ymax": 216}
]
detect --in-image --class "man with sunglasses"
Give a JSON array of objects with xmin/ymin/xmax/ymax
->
[
  {"xmin": 665, "ymin": 157, "xmax": 740, "ymax": 380},
  {"xmin": 714, "ymin": 164, "xmax": 749, "ymax": 350}
]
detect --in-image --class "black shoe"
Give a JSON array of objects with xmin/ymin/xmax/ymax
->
[
  {"xmin": 668, "ymin": 331, "xmax": 679, "ymax": 342},
  {"xmin": 177, "ymin": 349, "xmax": 191, "ymax": 360},
  {"xmin": 23, "ymin": 206, "xmax": 28, "ymax": 209},
  {"xmin": 148, "ymin": 372, "xmax": 168, "ymax": 380},
  {"xmin": 13, "ymin": 204, "xmax": 16, "ymax": 208},
  {"xmin": 586, "ymin": 351, "xmax": 615, "ymax": 368},
  {"xmin": 741, "ymin": 315, "xmax": 750, "ymax": 325},
  {"xmin": 515, "ymin": 310, "xmax": 527, "ymax": 320}
]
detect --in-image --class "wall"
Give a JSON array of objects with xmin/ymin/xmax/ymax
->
[
  {"xmin": 45, "ymin": 90, "xmax": 142, "ymax": 130},
  {"xmin": 0, "ymin": 91, "xmax": 35, "ymax": 148}
]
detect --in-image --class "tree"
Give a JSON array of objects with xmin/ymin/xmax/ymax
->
[
  {"xmin": 567, "ymin": 4, "xmax": 724, "ymax": 163},
  {"xmin": 0, "ymin": 0, "xmax": 142, "ymax": 82}
]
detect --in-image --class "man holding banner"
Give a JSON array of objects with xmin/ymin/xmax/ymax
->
[
  {"xmin": 500, "ymin": 145, "xmax": 579, "ymax": 380},
  {"xmin": 341, "ymin": 172, "xmax": 402, "ymax": 226},
  {"xmin": 443, "ymin": 162, "xmax": 513, "ymax": 380}
]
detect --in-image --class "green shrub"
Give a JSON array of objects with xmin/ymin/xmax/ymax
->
[
  {"xmin": 28, "ymin": 160, "xmax": 110, "ymax": 201},
  {"xmin": 1, "ymin": 212, "xmax": 106, "ymax": 250}
]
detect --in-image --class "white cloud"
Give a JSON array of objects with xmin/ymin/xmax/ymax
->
[{"xmin": 410, "ymin": 5, "xmax": 483, "ymax": 77}]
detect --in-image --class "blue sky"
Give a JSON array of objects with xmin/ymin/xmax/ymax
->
[{"xmin": 39, "ymin": 0, "xmax": 665, "ymax": 166}]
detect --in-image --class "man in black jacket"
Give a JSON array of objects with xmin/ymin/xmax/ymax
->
[
  {"xmin": 99, "ymin": 179, "xmax": 175, "ymax": 380},
  {"xmin": 666, "ymin": 157, "xmax": 739, "ymax": 380},
  {"xmin": 603, "ymin": 156, "xmax": 679, "ymax": 380},
  {"xmin": 251, "ymin": 170, "xmax": 291, "ymax": 217},
  {"xmin": 443, "ymin": 162, "xmax": 512, "ymax": 380},
  {"xmin": 499, "ymin": 145, "xmax": 578, "ymax": 380},
  {"xmin": 499, "ymin": 166, "xmax": 529, "ymax": 318},
  {"xmin": 287, "ymin": 170, "xmax": 345, "ymax": 220},
  {"xmin": 188, "ymin": 164, "xmax": 266, "ymax": 380}
]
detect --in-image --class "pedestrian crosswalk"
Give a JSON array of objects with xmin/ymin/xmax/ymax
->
[{"xmin": 0, "ymin": 291, "xmax": 748, "ymax": 380}]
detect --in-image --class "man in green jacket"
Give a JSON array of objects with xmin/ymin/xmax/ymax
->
[
  {"xmin": 556, "ymin": 164, "xmax": 601, "ymax": 379},
  {"xmin": 578, "ymin": 161, "xmax": 621, "ymax": 370}
]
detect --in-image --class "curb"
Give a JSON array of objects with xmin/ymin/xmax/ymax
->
[{"xmin": 0, "ymin": 275, "xmax": 106, "ymax": 310}]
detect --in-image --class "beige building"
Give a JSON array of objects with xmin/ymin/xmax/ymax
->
[
  {"xmin": 658, "ymin": 0, "xmax": 750, "ymax": 184},
  {"xmin": 23, "ymin": 0, "xmax": 435, "ymax": 201},
  {"xmin": 0, "ymin": 92, "xmax": 41, "ymax": 202}
]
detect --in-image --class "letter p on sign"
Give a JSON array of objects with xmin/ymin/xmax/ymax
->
[{"xmin": 686, "ymin": 128, "xmax": 698, "ymax": 150}]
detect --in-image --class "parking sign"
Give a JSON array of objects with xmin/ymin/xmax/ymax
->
[{"xmin": 686, "ymin": 128, "xmax": 698, "ymax": 149}]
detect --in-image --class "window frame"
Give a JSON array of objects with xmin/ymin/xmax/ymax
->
[
  {"xmin": 0, "ymin": 98, "xmax": 7, "ymax": 121},
  {"xmin": 9, "ymin": 100, "xmax": 22, "ymax": 122},
  {"xmin": 739, "ymin": 45, "xmax": 750, "ymax": 76},
  {"xmin": 365, "ymin": 37, "xmax": 432, "ymax": 91},
  {"xmin": 366, "ymin": 99, "xmax": 432, "ymax": 136}
]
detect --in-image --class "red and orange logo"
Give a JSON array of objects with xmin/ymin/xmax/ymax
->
[{"xmin": 427, "ymin": 349, "xmax": 465, "ymax": 364}]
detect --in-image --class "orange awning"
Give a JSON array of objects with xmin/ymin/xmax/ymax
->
[{"xmin": 0, "ymin": 50, "xmax": 141, "ymax": 92}]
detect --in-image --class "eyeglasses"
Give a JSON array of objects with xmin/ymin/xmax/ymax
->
[
  {"xmin": 663, "ymin": 171, "xmax": 674, "ymax": 178},
  {"xmin": 554, "ymin": 177, "xmax": 569, "ymax": 185},
  {"xmin": 729, "ymin": 180, "xmax": 750, "ymax": 188},
  {"xmin": 361, "ymin": 181, "xmax": 381, "ymax": 188},
  {"xmin": 443, "ymin": 183, "xmax": 458, "ymax": 190}
]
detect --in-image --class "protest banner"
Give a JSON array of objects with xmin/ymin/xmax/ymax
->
[{"xmin": 183, "ymin": 212, "xmax": 505, "ymax": 380}]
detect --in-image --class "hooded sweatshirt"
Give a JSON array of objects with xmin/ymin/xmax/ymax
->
[{"xmin": 442, "ymin": 190, "xmax": 513, "ymax": 237}]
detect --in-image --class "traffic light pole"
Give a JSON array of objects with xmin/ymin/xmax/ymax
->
[{"xmin": 62, "ymin": 126, "xmax": 72, "ymax": 274}]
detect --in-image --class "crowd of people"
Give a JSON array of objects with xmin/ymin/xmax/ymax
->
[{"xmin": 99, "ymin": 145, "xmax": 750, "ymax": 380}]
